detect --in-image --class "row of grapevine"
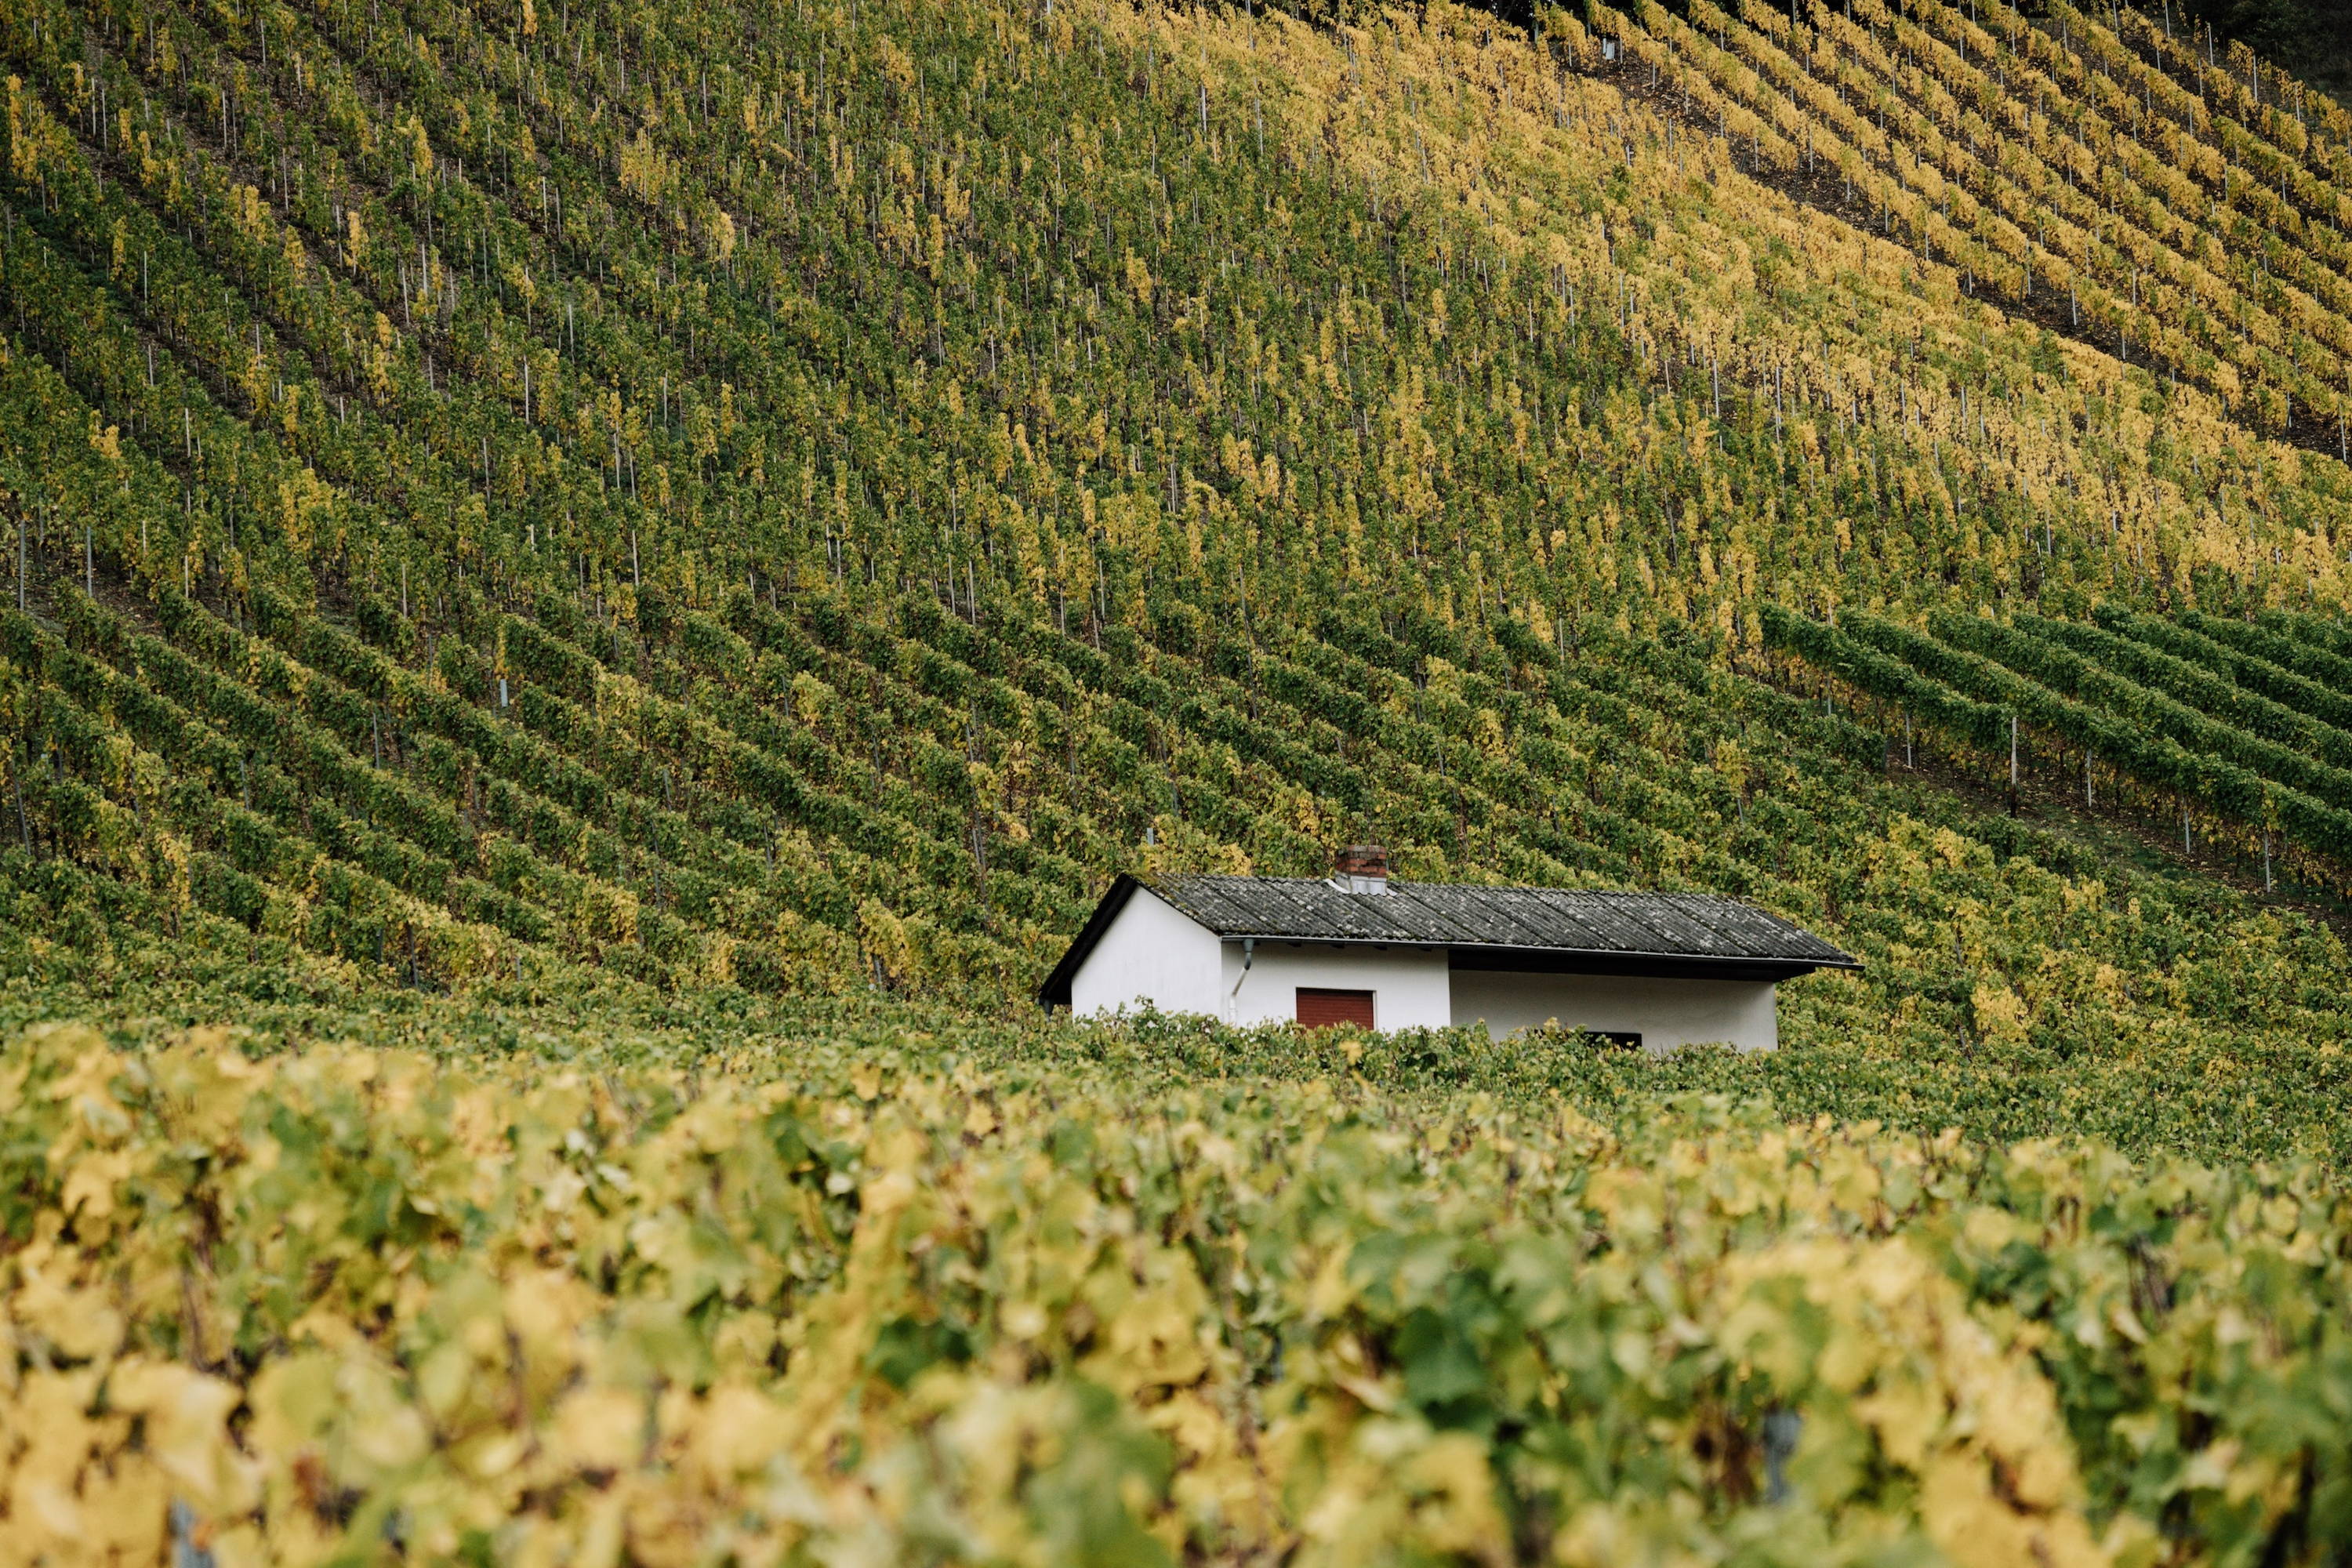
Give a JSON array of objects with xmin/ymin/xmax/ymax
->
[
  {"xmin": 1592, "ymin": 0, "xmax": 2352, "ymax": 452},
  {"xmin": 1767, "ymin": 601, "xmax": 2352, "ymax": 880}
]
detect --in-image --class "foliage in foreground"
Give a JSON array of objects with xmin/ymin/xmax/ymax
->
[{"xmin": 1, "ymin": 1016, "xmax": 2348, "ymax": 1566}]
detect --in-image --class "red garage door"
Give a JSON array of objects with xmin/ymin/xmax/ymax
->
[{"xmin": 1297, "ymin": 988, "xmax": 1376, "ymax": 1029}]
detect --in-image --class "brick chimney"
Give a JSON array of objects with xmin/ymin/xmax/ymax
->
[{"xmin": 1332, "ymin": 844, "xmax": 1388, "ymax": 895}]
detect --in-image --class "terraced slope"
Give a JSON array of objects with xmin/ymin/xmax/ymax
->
[{"xmin": 0, "ymin": 0, "xmax": 2347, "ymax": 1067}]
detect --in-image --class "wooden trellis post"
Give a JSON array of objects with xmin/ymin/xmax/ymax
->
[{"xmin": 2008, "ymin": 713, "xmax": 2019, "ymax": 814}]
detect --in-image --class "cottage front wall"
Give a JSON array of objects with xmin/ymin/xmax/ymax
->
[
  {"xmin": 1222, "ymin": 941, "xmax": 1453, "ymax": 1030},
  {"xmin": 1069, "ymin": 886, "xmax": 1225, "ymax": 1018},
  {"xmin": 1071, "ymin": 898, "xmax": 1788, "ymax": 1050},
  {"xmin": 1447, "ymin": 969, "xmax": 1780, "ymax": 1053}
]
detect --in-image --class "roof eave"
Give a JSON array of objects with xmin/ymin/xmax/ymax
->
[
  {"xmin": 1444, "ymin": 944, "xmax": 1862, "ymax": 982},
  {"xmin": 1180, "ymin": 932, "xmax": 1860, "ymax": 981},
  {"xmin": 1055, "ymin": 877, "xmax": 1862, "ymax": 996}
]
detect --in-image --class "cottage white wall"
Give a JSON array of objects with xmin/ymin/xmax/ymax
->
[
  {"xmin": 1447, "ymin": 970, "xmax": 1780, "ymax": 1054},
  {"xmin": 1068, "ymin": 887, "xmax": 1224, "ymax": 1018},
  {"xmin": 1222, "ymin": 942, "xmax": 1453, "ymax": 1030},
  {"xmin": 1069, "ymin": 895, "xmax": 1786, "ymax": 1049}
]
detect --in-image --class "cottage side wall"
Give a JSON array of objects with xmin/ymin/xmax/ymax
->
[
  {"xmin": 1447, "ymin": 970, "xmax": 1780, "ymax": 1053},
  {"xmin": 1069, "ymin": 887, "xmax": 1224, "ymax": 1018},
  {"xmin": 1223, "ymin": 942, "xmax": 1453, "ymax": 1030}
]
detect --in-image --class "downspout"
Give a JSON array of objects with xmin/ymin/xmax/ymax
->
[{"xmin": 1228, "ymin": 936, "xmax": 1255, "ymax": 1020}]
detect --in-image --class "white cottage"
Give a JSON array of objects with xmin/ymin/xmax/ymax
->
[{"xmin": 1037, "ymin": 846, "xmax": 1858, "ymax": 1054}]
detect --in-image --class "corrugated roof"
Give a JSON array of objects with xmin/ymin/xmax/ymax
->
[
  {"xmin": 1149, "ymin": 876, "xmax": 1857, "ymax": 965},
  {"xmin": 1035, "ymin": 873, "xmax": 1859, "ymax": 1007}
]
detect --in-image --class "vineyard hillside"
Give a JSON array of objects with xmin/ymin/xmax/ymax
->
[
  {"xmin": 5, "ymin": 0, "xmax": 2351, "ymax": 1029},
  {"xmin": 5, "ymin": 0, "xmax": 2352, "ymax": 1559}
]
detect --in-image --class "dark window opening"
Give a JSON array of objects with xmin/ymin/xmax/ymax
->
[
  {"xmin": 1297, "ymin": 988, "xmax": 1376, "ymax": 1029},
  {"xmin": 1581, "ymin": 1029, "xmax": 1643, "ymax": 1049}
]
